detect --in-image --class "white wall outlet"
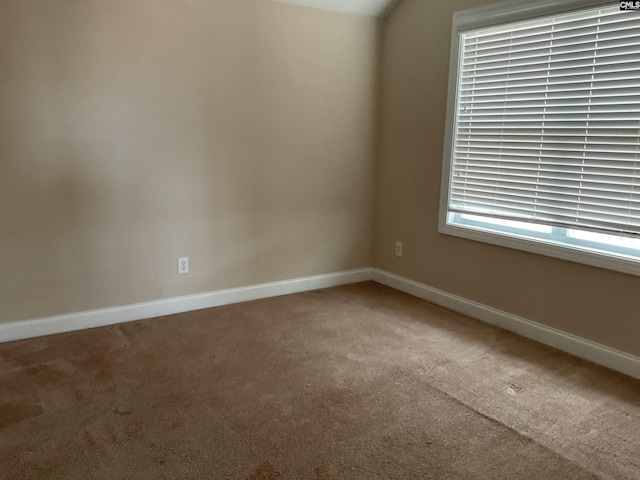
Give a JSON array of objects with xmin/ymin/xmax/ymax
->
[
  {"xmin": 395, "ymin": 242, "xmax": 403, "ymax": 257},
  {"xmin": 178, "ymin": 257, "xmax": 189, "ymax": 274}
]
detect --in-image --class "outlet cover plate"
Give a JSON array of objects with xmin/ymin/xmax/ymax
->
[{"xmin": 178, "ymin": 257, "xmax": 189, "ymax": 274}]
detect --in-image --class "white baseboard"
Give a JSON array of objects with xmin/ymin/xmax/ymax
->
[
  {"xmin": 3, "ymin": 266, "xmax": 638, "ymax": 380},
  {"xmin": 372, "ymin": 269, "xmax": 640, "ymax": 380},
  {"xmin": 0, "ymin": 268, "xmax": 374, "ymax": 344}
]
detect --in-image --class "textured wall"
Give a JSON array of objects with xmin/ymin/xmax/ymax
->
[
  {"xmin": 0, "ymin": 0, "xmax": 379, "ymax": 322},
  {"xmin": 374, "ymin": 0, "xmax": 640, "ymax": 356}
]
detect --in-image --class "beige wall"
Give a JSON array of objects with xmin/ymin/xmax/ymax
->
[
  {"xmin": 0, "ymin": 0, "xmax": 379, "ymax": 322},
  {"xmin": 3, "ymin": 0, "xmax": 638, "ymax": 358},
  {"xmin": 374, "ymin": 0, "xmax": 640, "ymax": 357}
]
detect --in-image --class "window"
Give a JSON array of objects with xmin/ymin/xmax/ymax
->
[{"xmin": 440, "ymin": 0, "xmax": 640, "ymax": 275}]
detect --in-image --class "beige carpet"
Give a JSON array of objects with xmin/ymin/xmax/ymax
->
[{"xmin": 0, "ymin": 282, "xmax": 638, "ymax": 479}]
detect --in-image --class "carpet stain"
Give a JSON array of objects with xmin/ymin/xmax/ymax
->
[
  {"xmin": 113, "ymin": 409, "xmax": 132, "ymax": 416},
  {"xmin": 81, "ymin": 354, "xmax": 114, "ymax": 381},
  {"xmin": 24, "ymin": 364, "xmax": 67, "ymax": 386},
  {"xmin": 316, "ymin": 388, "xmax": 358, "ymax": 408},
  {"xmin": 247, "ymin": 462, "xmax": 280, "ymax": 480},
  {"xmin": 0, "ymin": 403, "xmax": 43, "ymax": 429},
  {"xmin": 83, "ymin": 431, "xmax": 98, "ymax": 447},
  {"xmin": 208, "ymin": 365, "xmax": 226, "ymax": 381},
  {"xmin": 315, "ymin": 466, "xmax": 328, "ymax": 479}
]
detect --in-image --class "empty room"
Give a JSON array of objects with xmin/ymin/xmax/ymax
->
[{"xmin": 1, "ymin": 0, "xmax": 639, "ymax": 478}]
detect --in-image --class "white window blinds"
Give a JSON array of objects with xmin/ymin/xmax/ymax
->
[{"xmin": 449, "ymin": 5, "xmax": 640, "ymax": 236}]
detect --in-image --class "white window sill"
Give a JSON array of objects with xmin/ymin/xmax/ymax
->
[{"xmin": 439, "ymin": 217, "xmax": 640, "ymax": 277}]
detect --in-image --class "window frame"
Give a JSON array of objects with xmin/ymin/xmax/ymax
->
[{"xmin": 438, "ymin": 0, "xmax": 640, "ymax": 276}]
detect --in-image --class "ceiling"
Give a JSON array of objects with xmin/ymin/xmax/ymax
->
[{"xmin": 270, "ymin": 0, "xmax": 399, "ymax": 17}]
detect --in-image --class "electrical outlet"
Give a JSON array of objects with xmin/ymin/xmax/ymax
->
[
  {"xmin": 395, "ymin": 242, "xmax": 403, "ymax": 257},
  {"xmin": 178, "ymin": 257, "xmax": 189, "ymax": 274}
]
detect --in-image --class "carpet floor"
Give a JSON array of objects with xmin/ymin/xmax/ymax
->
[{"xmin": 0, "ymin": 282, "xmax": 638, "ymax": 479}]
